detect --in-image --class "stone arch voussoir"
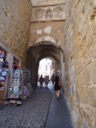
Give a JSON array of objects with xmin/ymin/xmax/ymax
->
[{"xmin": 29, "ymin": 36, "xmax": 63, "ymax": 50}]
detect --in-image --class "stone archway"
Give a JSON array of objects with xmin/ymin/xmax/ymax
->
[
  {"xmin": 26, "ymin": 40, "xmax": 65, "ymax": 89},
  {"xmin": 29, "ymin": 35, "xmax": 63, "ymax": 50}
]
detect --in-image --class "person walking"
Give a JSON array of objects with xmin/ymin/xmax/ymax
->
[
  {"xmin": 39, "ymin": 75, "xmax": 44, "ymax": 88},
  {"xmin": 45, "ymin": 76, "xmax": 49, "ymax": 86},
  {"xmin": 51, "ymin": 73, "xmax": 55, "ymax": 83},
  {"xmin": 54, "ymin": 75, "xmax": 61, "ymax": 99}
]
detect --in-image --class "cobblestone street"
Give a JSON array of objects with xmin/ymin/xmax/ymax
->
[{"xmin": 0, "ymin": 88, "xmax": 52, "ymax": 128}]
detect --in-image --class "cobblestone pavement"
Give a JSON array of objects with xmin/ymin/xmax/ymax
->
[{"xmin": 0, "ymin": 88, "xmax": 52, "ymax": 128}]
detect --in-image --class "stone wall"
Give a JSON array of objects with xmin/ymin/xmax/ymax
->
[
  {"xmin": 64, "ymin": 0, "xmax": 96, "ymax": 127},
  {"xmin": 29, "ymin": 21, "xmax": 65, "ymax": 49},
  {"xmin": 31, "ymin": 4, "xmax": 65, "ymax": 22},
  {"xmin": 31, "ymin": 0, "xmax": 65, "ymax": 6},
  {"xmin": 0, "ymin": 0, "xmax": 32, "ymax": 64}
]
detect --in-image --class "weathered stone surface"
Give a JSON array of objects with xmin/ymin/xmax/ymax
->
[
  {"xmin": 0, "ymin": 0, "xmax": 32, "ymax": 64},
  {"xmin": 44, "ymin": 26, "xmax": 52, "ymax": 34},
  {"xmin": 31, "ymin": 0, "xmax": 65, "ymax": 6},
  {"xmin": 29, "ymin": 21, "xmax": 65, "ymax": 49},
  {"xmin": 64, "ymin": 0, "xmax": 96, "ymax": 127},
  {"xmin": 31, "ymin": 4, "xmax": 65, "ymax": 22}
]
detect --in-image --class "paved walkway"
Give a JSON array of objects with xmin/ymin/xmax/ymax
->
[
  {"xmin": 45, "ymin": 90, "xmax": 73, "ymax": 128},
  {"xmin": 0, "ymin": 88, "xmax": 52, "ymax": 128},
  {"xmin": 0, "ymin": 88, "xmax": 74, "ymax": 128}
]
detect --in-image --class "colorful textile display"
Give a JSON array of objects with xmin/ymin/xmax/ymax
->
[
  {"xmin": 21, "ymin": 68, "xmax": 32, "ymax": 98},
  {"xmin": 8, "ymin": 69, "xmax": 14, "ymax": 98},
  {"xmin": 8, "ymin": 69, "xmax": 21, "ymax": 98},
  {"xmin": 0, "ymin": 68, "xmax": 8, "ymax": 99},
  {"xmin": 8, "ymin": 68, "xmax": 32, "ymax": 99}
]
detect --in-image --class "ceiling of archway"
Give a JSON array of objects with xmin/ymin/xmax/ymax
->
[
  {"xmin": 28, "ymin": 45, "xmax": 62, "ymax": 64},
  {"xmin": 38, "ymin": 52, "xmax": 60, "ymax": 64},
  {"xmin": 31, "ymin": 0, "xmax": 65, "ymax": 6}
]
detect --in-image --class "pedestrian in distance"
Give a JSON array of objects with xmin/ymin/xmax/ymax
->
[
  {"xmin": 44, "ymin": 76, "xmax": 49, "ymax": 87},
  {"xmin": 51, "ymin": 73, "xmax": 55, "ymax": 83},
  {"xmin": 39, "ymin": 75, "xmax": 44, "ymax": 88}
]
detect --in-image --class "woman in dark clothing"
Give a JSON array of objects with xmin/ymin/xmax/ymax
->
[{"xmin": 54, "ymin": 75, "xmax": 60, "ymax": 98}]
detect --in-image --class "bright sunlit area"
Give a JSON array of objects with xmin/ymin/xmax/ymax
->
[
  {"xmin": 38, "ymin": 58, "xmax": 56, "ymax": 89},
  {"xmin": 38, "ymin": 58, "xmax": 55, "ymax": 79}
]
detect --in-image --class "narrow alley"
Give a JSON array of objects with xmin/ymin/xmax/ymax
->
[{"xmin": 0, "ymin": 0, "xmax": 96, "ymax": 127}]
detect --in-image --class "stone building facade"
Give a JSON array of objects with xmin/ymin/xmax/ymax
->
[
  {"xmin": 0, "ymin": 0, "xmax": 96, "ymax": 127},
  {"xmin": 64, "ymin": 0, "xmax": 96, "ymax": 127}
]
